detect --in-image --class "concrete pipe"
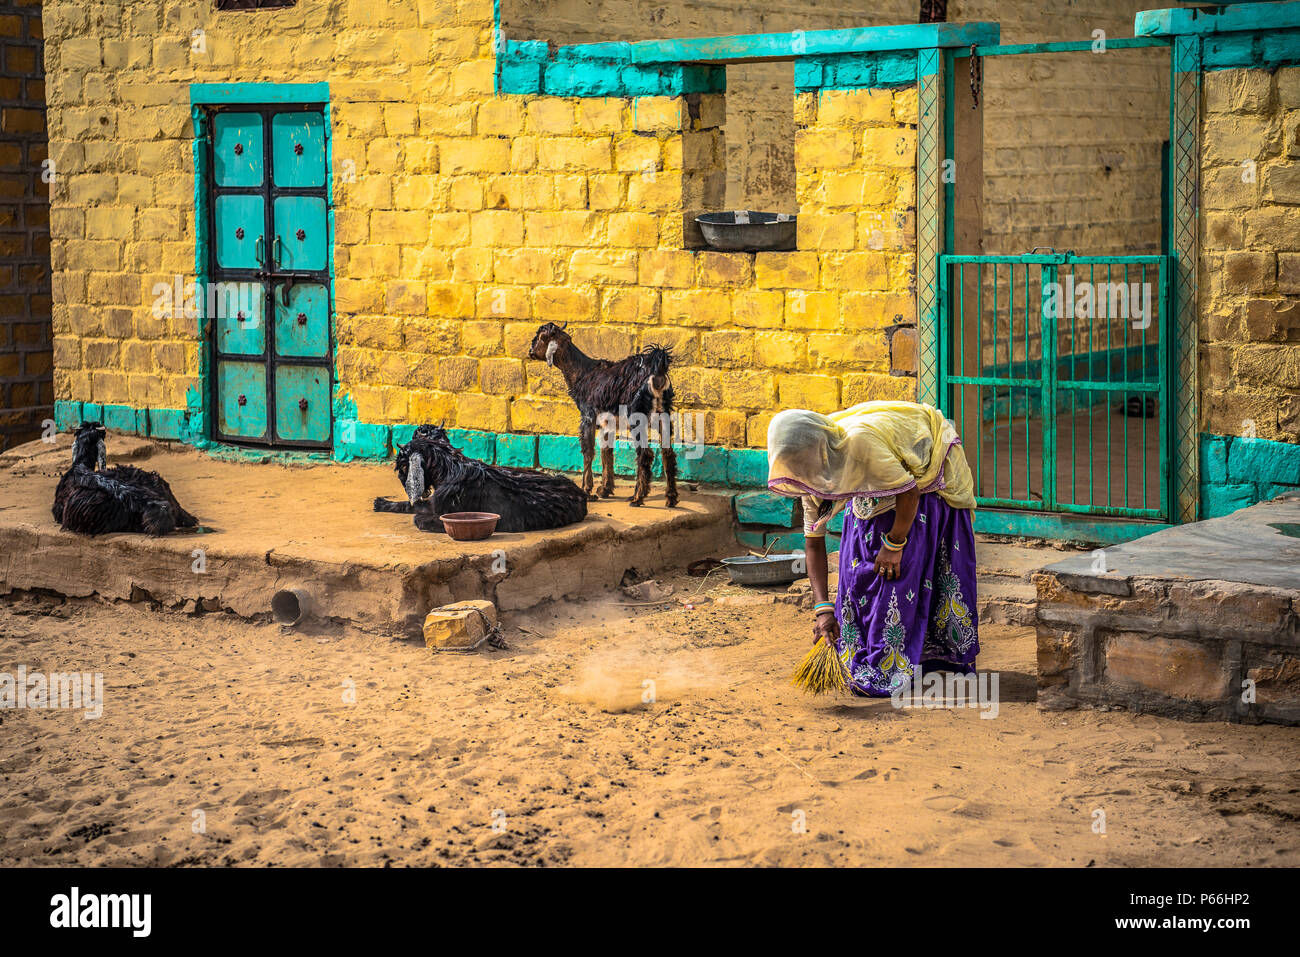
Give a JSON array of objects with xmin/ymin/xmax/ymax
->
[{"xmin": 271, "ymin": 587, "xmax": 313, "ymax": 626}]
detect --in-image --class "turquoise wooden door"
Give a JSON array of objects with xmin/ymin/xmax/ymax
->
[{"xmin": 205, "ymin": 102, "xmax": 332, "ymax": 450}]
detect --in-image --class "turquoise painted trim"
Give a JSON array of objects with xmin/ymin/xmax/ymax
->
[
  {"xmin": 190, "ymin": 82, "xmax": 330, "ymax": 105},
  {"xmin": 794, "ymin": 52, "xmax": 917, "ymax": 91},
  {"xmin": 1199, "ymin": 432, "xmax": 1300, "ymax": 518},
  {"xmin": 978, "ymin": 38, "xmax": 1170, "ymax": 56},
  {"xmin": 974, "ymin": 508, "xmax": 1172, "ymax": 545},
  {"xmin": 1201, "ymin": 28, "xmax": 1300, "ymax": 69},
  {"xmin": 623, "ymin": 23, "xmax": 1000, "ymax": 64},
  {"xmin": 1137, "ymin": 2, "xmax": 1300, "ymax": 37},
  {"xmin": 191, "ymin": 105, "xmax": 212, "ymax": 447},
  {"xmin": 494, "ymin": 16, "xmax": 995, "ymax": 97}
]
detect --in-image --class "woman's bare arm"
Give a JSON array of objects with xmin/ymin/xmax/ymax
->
[{"xmin": 805, "ymin": 535, "xmax": 839, "ymax": 644}]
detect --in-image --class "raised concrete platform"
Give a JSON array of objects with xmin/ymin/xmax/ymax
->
[
  {"xmin": 0, "ymin": 435, "xmax": 733, "ymax": 635},
  {"xmin": 1035, "ymin": 492, "xmax": 1300, "ymax": 725}
]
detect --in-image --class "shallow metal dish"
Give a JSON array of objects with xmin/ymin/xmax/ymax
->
[
  {"xmin": 696, "ymin": 211, "xmax": 797, "ymax": 252},
  {"xmin": 721, "ymin": 552, "xmax": 805, "ymax": 586}
]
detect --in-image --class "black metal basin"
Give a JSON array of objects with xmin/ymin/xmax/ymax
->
[{"xmin": 696, "ymin": 211, "xmax": 797, "ymax": 252}]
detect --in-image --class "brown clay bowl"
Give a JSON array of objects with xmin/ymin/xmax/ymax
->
[{"xmin": 439, "ymin": 511, "xmax": 500, "ymax": 541}]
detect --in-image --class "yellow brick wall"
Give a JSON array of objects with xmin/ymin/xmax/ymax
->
[
  {"xmin": 1200, "ymin": 66, "xmax": 1300, "ymax": 444},
  {"xmin": 42, "ymin": 0, "xmax": 916, "ymax": 449}
]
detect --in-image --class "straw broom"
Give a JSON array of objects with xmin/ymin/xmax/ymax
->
[{"xmin": 791, "ymin": 634, "xmax": 850, "ymax": 695}]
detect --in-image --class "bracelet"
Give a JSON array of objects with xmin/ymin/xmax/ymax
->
[
  {"xmin": 882, "ymin": 533, "xmax": 906, "ymax": 551},
  {"xmin": 813, "ymin": 601, "xmax": 835, "ymax": 617}
]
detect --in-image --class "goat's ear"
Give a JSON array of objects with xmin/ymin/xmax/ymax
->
[
  {"xmin": 545, "ymin": 340, "xmax": 559, "ymax": 366},
  {"xmin": 404, "ymin": 454, "xmax": 426, "ymax": 505}
]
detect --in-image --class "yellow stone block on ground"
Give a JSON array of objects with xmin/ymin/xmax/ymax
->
[{"xmin": 424, "ymin": 600, "xmax": 497, "ymax": 651}]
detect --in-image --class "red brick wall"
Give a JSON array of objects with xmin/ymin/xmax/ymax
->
[{"xmin": 0, "ymin": 0, "xmax": 50, "ymax": 452}]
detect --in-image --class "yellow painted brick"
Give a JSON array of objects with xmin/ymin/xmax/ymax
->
[
  {"xmin": 588, "ymin": 174, "xmax": 625, "ymax": 210},
  {"xmin": 483, "ymin": 175, "xmax": 521, "ymax": 210},
  {"xmin": 404, "ymin": 318, "xmax": 458, "ymax": 355},
  {"xmin": 527, "ymin": 98, "xmax": 576, "ymax": 135},
  {"xmin": 366, "ymin": 139, "xmax": 401, "ymax": 175},
  {"xmin": 504, "ymin": 323, "xmax": 539, "ymax": 359},
  {"xmin": 843, "ymin": 372, "xmax": 915, "ymax": 405},
  {"xmin": 469, "ymin": 210, "xmax": 524, "ymax": 246},
  {"xmin": 525, "ymin": 211, "xmax": 603, "ymax": 246},
  {"xmin": 817, "ymin": 89, "xmax": 895, "ymax": 127},
  {"xmin": 700, "ymin": 329, "xmax": 753, "ymax": 366},
  {"xmin": 783, "ymin": 290, "xmax": 840, "ymax": 331},
  {"xmin": 797, "ymin": 213, "xmax": 856, "ymax": 251},
  {"xmin": 510, "ymin": 136, "xmax": 538, "ymax": 172},
  {"xmin": 478, "ymin": 99, "xmax": 524, "ymax": 135},
  {"xmin": 823, "ymin": 251, "xmax": 892, "ymax": 291},
  {"xmin": 448, "ymin": 177, "xmax": 484, "ymax": 210},
  {"xmin": 627, "ymin": 170, "xmax": 686, "ymax": 211},
  {"xmin": 400, "ymin": 247, "xmax": 453, "ymax": 282},
  {"xmin": 730, "ymin": 290, "xmax": 785, "ymax": 329},
  {"xmin": 385, "ymin": 280, "xmax": 427, "ymax": 316},
  {"xmin": 555, "ymin": 174, "xmax": 588, "ymax": 208},
  {"xmin": 816, "ymin": 169, "xmax": 898, "ymax": 208},
  {"xmin": 602, "ymin": 287, "xmax": 660, "ymax": 325},
  {"xmin": 661, "ymin": 289, "xmax": 731, "ymax": 327},
  {"xmin": 453, "ymin": 247, "xmax": 493, "ymax": 283},
  {"xmin": 638, "ymin": 248, "xmax": 696, "ymax": 288},
  {"xmin": 426, "ymin": 282, "xmax": 476, "ymax": 319},
  {"xmin": 457, "ymin": 392, "xmax": 510, "ymax": 431},
  {"xmin": 437, "ymin": 355, "xmax": 479, "ymax": 392},
  {"xmin": 409, "ymin": 388, "xmax": 457, "ymax": 424},
  {"xmin": 571, "ymin": 325, "xmax": 635, "ymax": 358},
  {"xmin": 747, "ymin": 411, "xmax": 775, "ymax": 446},
  {"xmin": 494, "ymin": 248, "xmax": 558, "ymax": 284},
  {"xmin": 537, "ymin": 137, "xmax": 612, "ymax": 172},
  {"xmin": 614, "ymin": 133, "xmax": 660, "ymax": 173},
  {"xmin": 440, "ymin": 138, "xmax": 510, "ymax": 174},
  {"xmin": 561, "ymin": 250, "xmax": 634, "ymax": 287},
  {"xmin": 632, "ymin": 97, "xmax": 684, "ymax": 132},
  {"xmin": 346, "ymin": 245, "xmax": 402, "ymax": 278},
  {"xmin": 696, "ymin": 251, "xmax": 753, "ymax": 287},
  {"xmin": 609, "ymin": 211, "xmax": 658, "ymax": 247},
  {"xmin": 516, "ymin": 174, "xmax": 554, "ymax": 209},
  {"xmin": 460, "ymin": 320, "xmax": 504, "ymax": 357},
  {"xmin": 860, "ymin": 128, "xmax": 916, "ymax": 168},
  {"xmin": 480, "ymin": 357, "xmax": 525, "ymax": 394},
  {"xmin": 510, "ymin": 397, "xmax": 580, "ymax": 434},
  {"xmin": 795, "ymin": 128, "xmax": 855, "ymax": 168},
  {"xmin": 577, "ymin": 98, "xmax": 626, "ymax": 135},
  {"xmin": 452, "ymin": 59, "xmax": 495, "ymax": 97},
  {"xmin": 671, "ymin": 367, "xmax": 721, "ymax": 407},
  {"xmin": 700, "ymin": 410, "xmax": 746, "ymax": 446},
  {"xmin": 841, "ymin": 291, "xmax": 915, "ymax": 330},
  {"xmin": 371, "ymin": 210, "xmax": 428, "ymax": 241},
  {"xmin": 719, "ymin": 370, "xmax": 775, "ymax": 410},
  {"xmin": 755, "ymin": 251, "xmax": 819, "ymax": 289},
  {"xmin": 533, "ymin": 285, "xmax": 598, "ymax": 322},
  {"xmin": 778, "ymin": 373, "xmax": 840, "ymax": 412},
  {"xmin": 428, "ymin": 212, "xmax": 471, "ymax": 246},
  {"xmin": 384, "ymin": 103, "xmax": 419, "ymax": 137},
  {"xmin": 808, "ymin": 333, "xmax": 884, "ymax": 370},
  {"xmin": 893, "ymin": 87, "xmax": 918, "ymax": 125},
  {"xmin": 476, "ymin": 285, "xmax": 531, "ymax": 319}
]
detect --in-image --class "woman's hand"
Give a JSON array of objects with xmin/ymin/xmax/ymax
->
[
  {"xmin": 813, "ymin": 608, "xmax": 840, "ymax": 646},
  {"xmin": 873, "ymin": 547, "xmax": 903, "ymax": 581}
]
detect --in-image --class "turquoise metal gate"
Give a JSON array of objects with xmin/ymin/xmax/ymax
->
[{"xmin": 939, "ymin": 252, "xmax": 1171, "ymax": 522}]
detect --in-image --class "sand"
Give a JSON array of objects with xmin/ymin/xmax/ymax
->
[{"xmin": 2, "ymin": 573, "xmax": 1298, "ymax": 867}]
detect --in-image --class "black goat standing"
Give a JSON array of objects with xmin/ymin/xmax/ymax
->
[
  {"xmin": 53, "ymin": 422, "xmax": 199, "ymax": 536},
  {"xmin": 373, "ymin": 425, "xmax": 587, "ymax": 533},
  {"xmin": 527, "ymin": 322, "xmax": 678, "ymax": 507}
]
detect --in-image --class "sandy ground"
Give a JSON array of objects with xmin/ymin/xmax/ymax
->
[{"xmin": 2, "ymin": 572, "xmax": 1299, "ymax": 868}]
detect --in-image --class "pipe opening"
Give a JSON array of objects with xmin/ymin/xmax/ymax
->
[{"xmin": 271, "ymin": 588, "xmax": 311, "ymax": 626}]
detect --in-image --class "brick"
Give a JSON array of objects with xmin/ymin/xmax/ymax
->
[
  {"xmin": 1104, "ymin": 633, "xmax": 1230, "ymax": 702},
  {"xmin": 424, "ymin": 600, "xmax": 497, "ymax": 650},
  {"xmin": 778, "ymin": 374, "xmax": 839, "ymax": 412},
  {"xmin": 754, "ymin": 252, "xmax": 819, "ymax": 290}
]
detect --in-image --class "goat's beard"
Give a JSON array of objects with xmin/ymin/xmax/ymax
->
[{"xmin": 404, "ymin": 455, "xmax": 427, "ymax": 505}]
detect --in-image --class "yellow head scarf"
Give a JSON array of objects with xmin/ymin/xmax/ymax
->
[{"xmin": 766, "ymin": 400, "xmax": 975, "ymax": 511}]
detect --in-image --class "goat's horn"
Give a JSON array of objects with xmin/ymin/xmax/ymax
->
[{"xmin": 560, "ymin": 320, "xmax": 568, "ymax": 330}]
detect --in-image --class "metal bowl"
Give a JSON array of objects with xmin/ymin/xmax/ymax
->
[
  {"xmin": 696, "ymin": 211, "xmax": 797, "ymax": 252},
  {"xmin": 721, "ymin": 552, "xmax": 806, "ymax": 586},
  {"xmin": 439, "ymin": 511, "xmax": 500, "ymax": 541}
]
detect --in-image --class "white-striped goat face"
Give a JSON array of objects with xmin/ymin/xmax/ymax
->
[
  {"xmin": 545, "ymin": 340, "xmax": 559, "ymax": 366},
  {"xmin": 95, "ymin": 438, "xmax": 106, "ymax": 470}
]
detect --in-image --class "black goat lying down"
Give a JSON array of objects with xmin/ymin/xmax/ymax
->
[
  {"xmin": 373, "ymin": 425, "xmax": 588, "ymax": 533},
  {"xmin": 53, "ymin": 421, "xmax": 199, "ymax": 536}
]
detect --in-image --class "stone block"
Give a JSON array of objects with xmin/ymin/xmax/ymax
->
[
  {"xmin": 735, "ymin": 490, "xmax": 796, "ymax": 526},
  {"xmin": 424, "ymin": 600, "xmax": 497, "ymax": 651},
  {"xmin": 1103, "ymin": 632, "xmax": 1231, "ymax": 702}
]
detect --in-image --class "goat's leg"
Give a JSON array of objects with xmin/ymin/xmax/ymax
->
[
  {"xmin": 661, "ymin": 448, "xmax": 678, "ymax": 508},
  {"xmin": 629, "ymin": 447, "xmax": 653, "ymax": 507},
  {"xmin": 598, "ymin": 445, "xmax": 615, "ymax": 498},
  {"xmin": 579, "ymin": 418, "xmax": 597, "ymax": 500}
]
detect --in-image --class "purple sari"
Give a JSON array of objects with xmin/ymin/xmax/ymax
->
[{"xmin": 833, "ymin": 493, "xmax": 980, "ymax": 697}]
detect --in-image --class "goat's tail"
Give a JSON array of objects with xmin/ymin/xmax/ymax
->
[
  {"xmin": 374, "ymin": 496, "xmax": 415, "ymax": 513},
  {"xmin": 641, "ymin": 343, "xmax": 673, "ymax": 378}
]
